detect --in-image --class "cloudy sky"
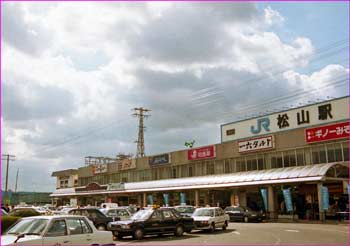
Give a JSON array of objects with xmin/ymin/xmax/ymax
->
[{"xmin": 1, "ymin": 2, "xmax": 349, "ymax": 192}]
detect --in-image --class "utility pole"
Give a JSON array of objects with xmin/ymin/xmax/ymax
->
[
  {"xmin": 1, "ymin": 154, "xmax": 15, "ymax": 192},
  {"xmin": 132, "ymin": 107, "xmax": 151, "ymax": 158},
  {"xmin": 15, "ymin": 168, "xmax": 19, "ymax": 193}
]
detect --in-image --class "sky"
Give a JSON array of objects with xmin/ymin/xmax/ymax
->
[{"xmin": 1, "ymin": 2, "xmax": 349, "ymax": 192}]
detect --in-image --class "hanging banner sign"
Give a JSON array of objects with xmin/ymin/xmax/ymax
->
[
  {"xmin": 282, "ymin": 188, "xmax": 293, "ymax": 212},
  {"xmin": 147, "ymin": 194, "xmax": 154, "ymax": 205},
  {"xmin": 163, "ymin": 193, "xmax": 169, "ymax": 206},
  {"xmin": 321, "ymin": 186, "xmax": 329, "ymax": 210},
  {"xmin": 107, "ymin": 183, "xmax": 125, "ymax": 191},
  {"xmin": 149, "ymin": 153, "xmax": 171, "ymax": 167},
  {"xmin": 260, "ymin": 188, "xmax": 268, "ymax": 210},
  {"xmin": 180, "ymin": 192, "xmax": 186, "ymax": 205},
  {"xmin": 239, "ymin": 136, "xmax": 274, "ymax": 153},
  {"xmin": 188, "ymin": 145, "xmax": 216, "ymax": 161},
  {"xmin": 305, "ymin": 121, "xmax": 350, "ymax": 143}
]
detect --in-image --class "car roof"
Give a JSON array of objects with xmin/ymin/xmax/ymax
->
[{"xmin": 20, "ymin": 215, "xmax": 85, "ymax": 219}]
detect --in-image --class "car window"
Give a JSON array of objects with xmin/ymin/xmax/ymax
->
[
  {"xmin": 81, "ymin": 210, "xmax": 90, "ymax": 217},
  {"xmin": 106, "ymin": 209, "xmax": 117, "ymax": 217},
  {"xmin": 80, "ymin": 219, "xmax": 93, "ymax": 234},
  {"xmin": 162, "ymin": 210, "xmax": 173, "ymax": 219},
  {"xmin": 150, "ymin": 210, "xmax": 163, "ymax": 220},
  {"xmin": 7, "ymin": 218, "xmax": 48, "ymax": 235},
  {"xmin": 117, "ymin": 210, "xmax": 129, "ymax": 217},
  {"xmin": 218, "ymin": 208, "xmax": 224, "ymax": 216},
  {"xmin": 46, "ymin": 220, "xmax": 67, "ymax": 237},
  {"xmin": 66, "ymin": 219, "xmax": 83, "ymax": 235}
]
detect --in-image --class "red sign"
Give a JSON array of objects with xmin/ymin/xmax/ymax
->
[
  {"xmin": 305, "ymin": 121, "xmax": 350, "ymax": 143},
  {"xmin": 188, "ymin": 145, "xmax": 216, "ymax": 160}
]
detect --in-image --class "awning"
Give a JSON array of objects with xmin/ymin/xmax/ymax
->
[{"xmin": 50, "ymin": 162, "xmax": 348, "ymax": 197}]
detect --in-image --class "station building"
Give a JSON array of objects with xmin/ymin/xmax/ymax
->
[{"xmin": 51, "ymin": 96, "xmax": 350, "ymax": 220}]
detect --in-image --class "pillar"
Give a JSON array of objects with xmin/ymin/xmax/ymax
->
[
  {"xmin": 268, "ymin": 185, "xmax": 276, "ymax": 220},
  {"xmin": 204, "ymin": 190, "xmax": 209, "ymax": 206},
  {"xmin": 238, "ymin": 191, "xmax": 247, "ymax": 207},
  {"xmin": 137, "ymin": 194, "xmax": 142, "ymax": 207},
  {"xmin": 317, "ymin": 183, "xmax": 325, "ymax": 221},
  {"xmin": 195, "ymin": 190, "xmax": 199, "ymax": 207},
  {"xmin": 143, "ymin": 192, "xmax": 147, "ymax": 207}
]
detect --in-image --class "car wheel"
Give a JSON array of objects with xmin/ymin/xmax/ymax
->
[
  {"xmin": 133, "ymin": 228, "xmax": 144, "ymax": 240},
  {"xmin": 97, "ymin": 224, "xmax": 106, "ymax": 230},
  {"xmin": 222, "ymin": 221, "xmax": 228, "ymax": 230},
  {"xmin": 175, "ymin": 225, "xmax": 184, "ymax": 237},
  {"xmin": 244, "ymin": 216, "xmax": 249, "ymax": 223},
  {"xmin": 209, "ymin": 223, "xmax": 215, "ymax": 233}
]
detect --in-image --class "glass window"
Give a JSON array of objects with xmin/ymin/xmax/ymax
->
[
  {"xmin": 46, "ymin": 220, "xmax": 67, "ymax": 237},
  {"xmin": 284, "ymin": 151, "xmax": 296, "ymax": 167},
  {"xmin": 236, "ymin": 159, "xmax": 246, "ymax": 172},
  {"xmin": 7, "ymin": 218, "xmax": 48, "ymax": 235},
  {"xmin": 271, "ymin": 153, "xmax": 283, "ymax": 168},
  {"xmin": 150, "ymin": 211, "xmax": 163, "ymax": 220},
  {"xmin": 257, "ymin": 156, "xmax": 264, "ymax": 170},
  {"xmin": 343, "ymin": 142, "xmax": 349, "ymax": 161},
  {"xmin": 206, "ymin": 162, "xmax": 214, "ymax": 175},
  {"xmin": 162, "ymin": 210, "xmax": 173, "ymax": 219},
  {"xmin": 172, "ymin": 168, "xmax": 177, "ymax": 178},
  {"xmin": 188, "ymin": 166, "xmax": 193, "ymax": 177},
  {"xmin": 296, "ymin": 149, "xmax": 305, "ymax": 166},
  {"xmin": 66, "ymin": 219, "xmax": 83, "ymax": 235},
  {"xmin": 80, "ymin": 219, "xmax": 92, "ymax": 234},
  {"xmin": 312, "ymin": 146, "xmax": 326, "ymax": 164},
  {"xmin": 247, "ymin": 158, "xmax": 257, "ymax": 171}
]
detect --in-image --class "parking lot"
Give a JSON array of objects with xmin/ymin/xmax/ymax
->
[{"xmin": 116, "ymin": 222, "xmax": 349, "ymax": 245}]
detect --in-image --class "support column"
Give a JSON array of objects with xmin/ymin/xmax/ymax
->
[
  {"xmin": 317, "ymin": 183, "xmax": 325, "ymax": 221},
  {"xmin": 238, "ymin": 191, "xmax": 247, "ymax": 207},
  {"xmin": 143, "ymin": 193, "xmax": 147, "ymax": 207},
  {"xmin": 195, "ymin": 190, "xmax": 199, "ymax": 207},
  {"xmin": 268, "ymin": 185, "xmax": 276, "ymax": 220},
  {"xmin": 137, "ymin": 194, "xmax": 142, "ymax": 207},
  {"xmin": 204, "ymin": 190, "xmax": 209, "ymax": 206}
]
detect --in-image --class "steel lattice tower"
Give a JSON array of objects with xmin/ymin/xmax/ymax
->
[{"xmin": 132, "ymin": 107, "xmax": 151, "ymax": 157}]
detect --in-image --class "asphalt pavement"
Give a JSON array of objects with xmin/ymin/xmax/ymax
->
[{"xmin": 116, "ymin": 222, "xmax": 349, "ymax": 245}]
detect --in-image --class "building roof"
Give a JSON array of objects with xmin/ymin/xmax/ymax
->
[
  {"xmin": 50, "ymin": 162, "xmax": 348, "ymax": 197},
  {"xmin": 51, "ymin": 169, "xmax": 78, "ymax": 177}
]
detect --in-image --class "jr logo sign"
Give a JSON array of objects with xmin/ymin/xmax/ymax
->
[{"xmin": 250, "ymin": 117, "xmax": 270, "ymax": 134}]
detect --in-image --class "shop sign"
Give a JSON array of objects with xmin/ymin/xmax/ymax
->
[
  {"xmin": 70, "ymin": 198, "xmax": 77, "ymax": 207},
  {"xmin": 221, "ymin": 97, "xmax": 349, "ymax": 142},
  {"xmin": 305, "ymin": 121, "xmax": 350, "ymax": 143},
  {"xmin": 188, "ymin": 145, "xmax": 216, "ymax": 161},
  {"xmin": 149, "ymin": 153, "xmax": 171, "ymax": 167},
  {"xmin": 93, "ymin": 164, "xmax": 107, "ymax": 174},
  {"xmin": 117, "ymin": 159, "xmax": 136, "ymax": 171},
  {"xmin": 321, "ymin": 186, "xmax": 329, "ymax": 210},
  {"xmin": 76, "ymin": 182, "xmax": 106, "ymax": 193},
  {"xmin": 282, "ymin": 188, "xmax": 293, "ymax": 212},
  {"xmin": 238, "ymin": 135, "xmax": 274, "ymax": 153},
  {"xmin": 107, "ymin": 183, "xmax": 125, "ymax": 191},
  {"xmin": 260, "ymin": 188, "xmax": 267, "ymax": 210}
]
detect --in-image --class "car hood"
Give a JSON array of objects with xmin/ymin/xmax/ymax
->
[
  {"xmin": 1, "ymin": 235, "xmax": 41, "ymax": 245},
  {"xmin": 192, "ymin": 216, "xmax": 212, "ymax": 221}
]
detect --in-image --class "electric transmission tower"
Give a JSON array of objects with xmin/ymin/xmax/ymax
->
[{"xmin": 132, "ymin": 107, "xmax": 151, "ymax": 158}]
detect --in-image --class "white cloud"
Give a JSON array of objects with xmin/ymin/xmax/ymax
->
[{"xmin": 264, "ymin": 6, "xmax": 285, "ymax": 26}]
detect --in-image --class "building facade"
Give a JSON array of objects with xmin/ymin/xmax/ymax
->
[{"xmin": 51, "ymin": 96, "xmax": 350, "ymax": 221}]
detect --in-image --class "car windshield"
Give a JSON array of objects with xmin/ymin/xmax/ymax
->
[
  {"xmin": 175, "ymin": 207, "xmax": 195, "ymax": 214},
  {"xmin": 193, "ymin": 209, "xmax": 214, "ymax": 217},
  {"xmin": 7, "ymin": 218, "xmax": 48, "ymax": 235},
  {"xmin": 130, "ymin": 209, "xmax": 153, "ymax": 220}
]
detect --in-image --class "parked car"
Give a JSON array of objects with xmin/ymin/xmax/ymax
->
[
  {"xmin": 224, "ymin": 206, "xmax": 265, "ymax": 222},
  {"xmin": 101, "ymin": 203, "xmax": 119, "ymax": 209},
  {"xmin": 8, "ymin": 208, "xmax": 41, "ymax": 217},
  {"xmin": 2, "ymin": 208, "xmax": 8, "ymax": 216},
  {"xmin": 1, "ymin": 215, "xmax": 115, "ymax": 246},
  {"xmin": 100, "ymin": 207, "xmax": 132, "ymax": 221},
  {"xmin": 108, "ymin": 206, "xmax": 195, "ymax": 240},
  {"xmin": 174, "ymin": 205, "xmax": 196, "ymax": 217},
  {"xmin": 192, "ymin": 207, "xmax": 229, "ymax": 232},
  {"xmin": 69, "ymin": 208, "xmax": 113, "ymax": 231}
]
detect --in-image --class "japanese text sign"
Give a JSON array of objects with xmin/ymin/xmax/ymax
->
[
  {"xmin": 238, "ymin": 136, "xmax": 274, "ymax": 153},
  {"xmin": 93, "ymin": 164, "xmax": 107, "ymax": 174},
  {"xmin": 117, "ymin": 159, "xmax": 136, "ymax": 170},
  {"xmin": 305, "ymin": 121, "xmax": 350, "ymax": 143},
  {"xmin": 188, "ymin": 145, "xmax": 216, "ymax": 160},
  {"xmin": 221, "ymin": 97, "xmax": 349, "ymax": 142},
  {"xmin": 149, "ymin": 153, "xmax": 171, "ymax": 167}
]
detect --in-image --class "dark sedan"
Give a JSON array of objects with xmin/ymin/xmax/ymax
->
[
  {"xmin": 224, "ymin": 206, "xmax": 265, "ymax": 222},
  {"xmin": 68, "ymin": 208, "xmax": 113, "ymax": 230},
  {"xmin": 108, "ymin": 207, "xmax": 194, "ymax": 240}
]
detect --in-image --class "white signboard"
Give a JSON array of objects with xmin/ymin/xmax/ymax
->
[
  {"xmin": 93, "ymin": 164, "xmax": 107, "ymax": 174},
  {"xmin": 238, "ymin": 135, "xmax": 274, "ymax": 153},
  {"xmin": 221, "ymin": 97, "xmax": 349, "ymax": 142}
]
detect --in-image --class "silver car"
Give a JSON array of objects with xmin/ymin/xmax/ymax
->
[{"xmin": 100, "ymin": 207, "xmax": 133, "ymax": 221}]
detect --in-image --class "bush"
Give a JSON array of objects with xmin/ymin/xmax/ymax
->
[
  {"xmin": 9, "ymin": 208, "xmax": 41, "ymax": 217},
  {"xmin": 1, "ymin": 215, "xmax": 20, "ymax": 233}
]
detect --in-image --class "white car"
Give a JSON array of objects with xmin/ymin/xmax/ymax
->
[
  {"xmin": 192, "ymin": 207, "xmax": 230, "ymax": 232},
  {"xmin": 1, "ymin": 215, "xmax": 115, "ymax": 246}
]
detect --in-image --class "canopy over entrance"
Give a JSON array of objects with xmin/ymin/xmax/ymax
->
[{"xmin": 51, "ymin": 162, "xmax": 349, "ymax": 197}]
